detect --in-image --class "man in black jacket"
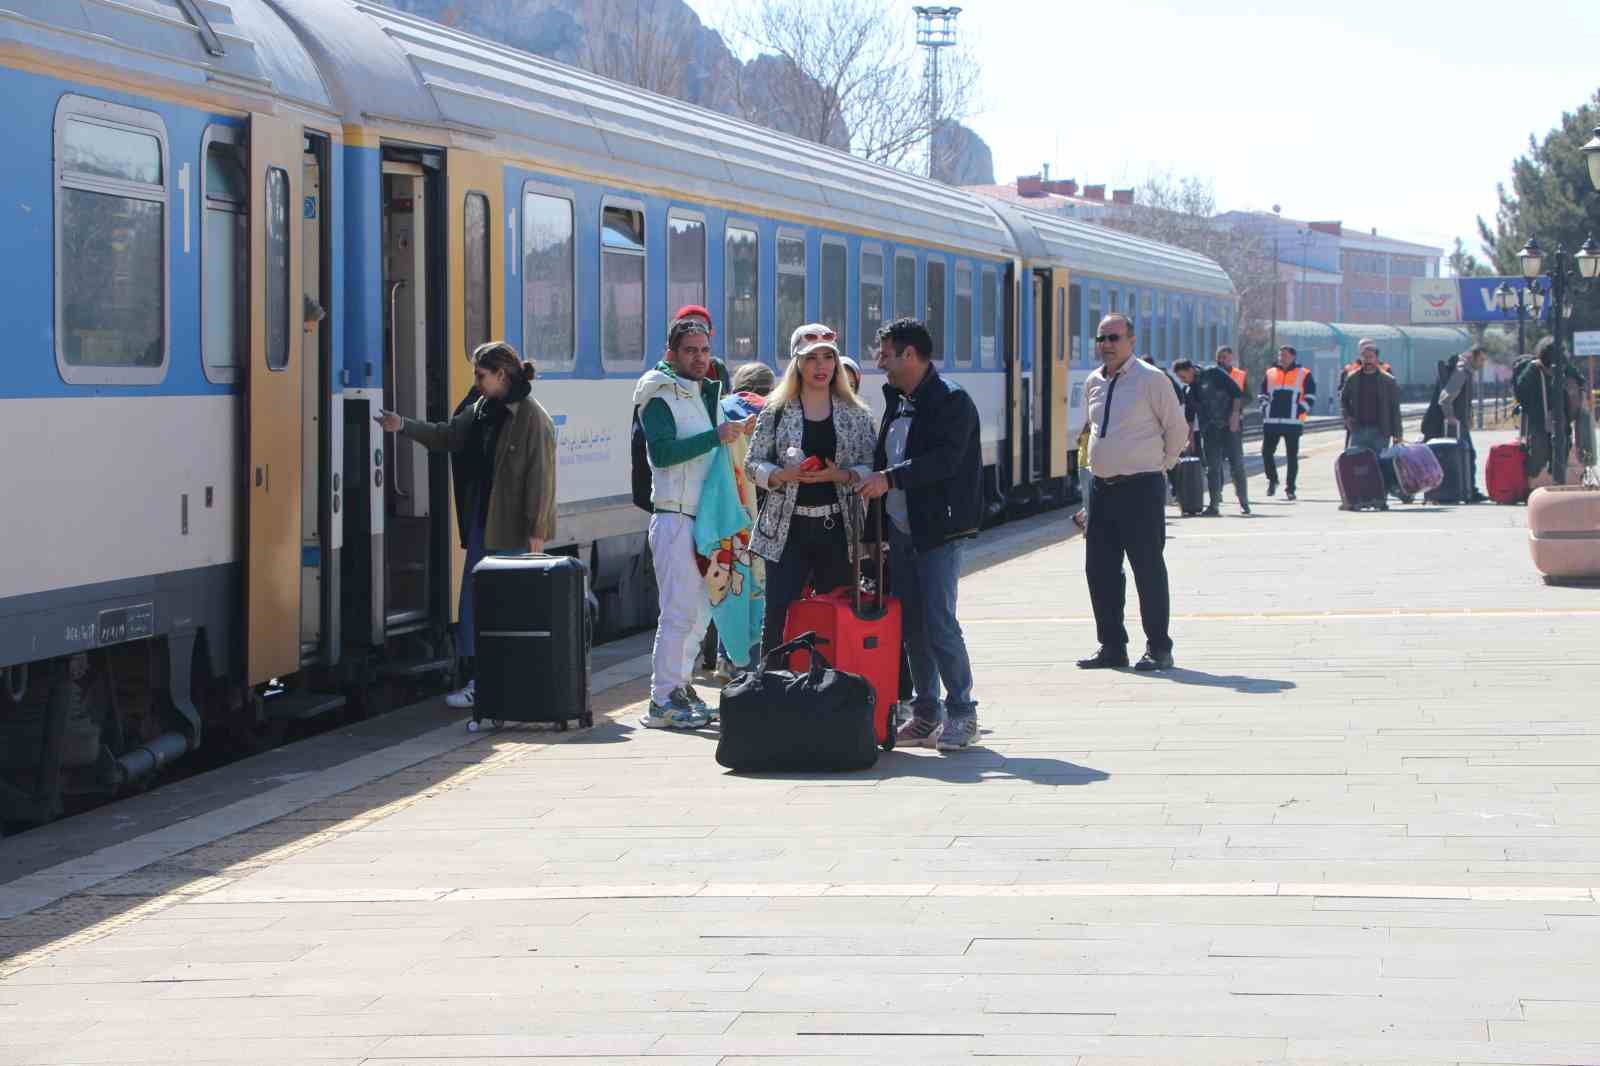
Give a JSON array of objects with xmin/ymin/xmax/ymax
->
[{"xmin": 859, "ymin": 318, "xmax": 983, "ymax": 752}]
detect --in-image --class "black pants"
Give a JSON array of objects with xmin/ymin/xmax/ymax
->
[
  {"xmin": 762, "ymin": 514, "xmax": 853, "ymax": 655},
  {"xmin": 1261, "ymin": 425, "xmax": 1303, "ymax": 491},
  {"xmin": 1200, "ymin": 426, "xmax": 1249, "ymax": 508},
  {"xmin": 1085, "ymin": 472, "xmax": 1172, "ymax": 655}
]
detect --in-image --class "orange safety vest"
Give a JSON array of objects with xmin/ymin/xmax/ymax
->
[
  {"xmin": 1263, "ymin": 365, "xmax": 1311, "ymax": 425},
  {"xmin": 1227, "ymin": 366, "xmax": 1247, "ymax": 395}
]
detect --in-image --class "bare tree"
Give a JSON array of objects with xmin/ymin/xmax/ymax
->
[
  {"xmin": 719, "ymin": 0, "xmax": 980, "ymax": 172},
  {"xmin": 580, "ymin": 0, "xmax": 693, "ymax": 99},
  {"xmin": 1094, "ymin": 172, "xmax": 1277, "ymax": 372}
]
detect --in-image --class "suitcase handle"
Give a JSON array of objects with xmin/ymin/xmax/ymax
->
[{"xmin": 852, "ymin": 499, "xmax": 888, "ymax": 619}]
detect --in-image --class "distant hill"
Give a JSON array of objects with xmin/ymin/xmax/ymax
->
[{"xmin": 372, "ymin": 0, "xmax": 994, "ymax": 184}]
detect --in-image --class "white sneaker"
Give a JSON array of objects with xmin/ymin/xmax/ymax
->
[{"xmin": 445, "ymin": 680, "xmax": 475, "ymax": 709}]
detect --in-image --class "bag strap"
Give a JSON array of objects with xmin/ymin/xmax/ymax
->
[
  {"xmin": 763, "ymin": 630, "xmax": 832, "ymax": 671},
  {"xmin": 852, "ymin": 498, "xmax": 888, "ymax": 617}
]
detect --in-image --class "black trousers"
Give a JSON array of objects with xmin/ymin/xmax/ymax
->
[
  {"xmin": 1261, "ymin": 424, "xmax": 1303, "ymax": 491},
  {"xmin": 762, "ymin": 514, "xmax": 853, "ymax": 655},
  {"xmin": 1084, "ymin": 472, "xmax": 1172, "ymax": 655}
]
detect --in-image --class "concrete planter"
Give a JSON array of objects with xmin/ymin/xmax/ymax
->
[{"xmin": 1529, "ymin": 485, "xmax": 1600, "ymax": 580}]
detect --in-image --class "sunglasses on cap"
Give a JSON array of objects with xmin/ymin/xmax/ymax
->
[
  {"xmin": 797, "ymin": 327, "xmax": 837, "ymax": 343},
  {"xmin": 1095, "ymin": 332, "xmax": 1125, "ymax": 343}
]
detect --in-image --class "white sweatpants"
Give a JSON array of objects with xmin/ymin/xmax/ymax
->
[{"xmin": 648, "ymin": 512, "xmax": 711, "ymax": 706}]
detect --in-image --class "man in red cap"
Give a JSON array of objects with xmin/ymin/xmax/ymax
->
[{"xmin": 674, "ymin": 304, "xmax": 732, "ymax": 394}]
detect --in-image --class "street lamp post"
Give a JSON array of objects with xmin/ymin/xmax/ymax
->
[{"xmin": 1493, "ymin": 280, "xmax": 1531, "ymax": 355}]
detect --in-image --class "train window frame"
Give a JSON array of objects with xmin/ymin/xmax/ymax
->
[
  {"xmin": 776, "ymin": 229, "xmax": 807, "ymax": 360},
  {"xmin": 1067, "ymin": 281, "xmax": 1082, "ymax": 366},
  {"xmin": 954, "ymin": 262, "xmax": 973, "ymax": 367},
  {"xmin": 860, "ymin": 243, "xmax": 885, "ymax": 358},
  {"xmin": 820, "ymin": 236, "xmax": 847, "ymax": 345},
  {"xmin": 925, "ymin": 256, "xmax": 946, "ymax": 361},
  {"xmin": 599, "ymin": 196, "xmax": 647, "ymax": 371},
  {"xmin": 666, "ymin": 208, "xmax": 707, "ymax": 320},
  {"xmin": 521, "ymin": 182, "xmax": 577, "ymax": 372},
  {"xmin": 200, "ymin": 123, "xmax": 246, "ymax": 384},
  {"xmin": 54, "ymin": 94, "xmax": 171, "ymax": 386},
  {"xmin": 263, "ymin": 165, "xmax": 290, "ymax": 372},
  {"xmin": 724, "ymin": 220, "xmax": 760, "ymax": 363},
  {"xmin": 1141, "ymin": 291, "xmax": 1154, "ymax": 355},
  {"xmin": 894, "ymin": 250, "xmax": 917, "ymax": 324},
  {"xmin": 981, "ymin": 266, "xmax": 997, "ymax": 366},
  {"xmin": 1156, "ymin": 293, "xmax": 1167, "ymax": 363},
  {"xmin": 463, "ymin": 190, "xmax": 491, "ymax": 361}
]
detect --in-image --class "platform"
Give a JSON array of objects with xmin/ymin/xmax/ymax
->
[{"xmin": 6, "ymin": 428, "xmax": 1600, "ymax": 1066}]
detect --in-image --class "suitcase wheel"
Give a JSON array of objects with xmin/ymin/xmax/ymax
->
[
  {"xmin": 467, "ymin": 719, "xmax": 479, "ymax": 733},
  {"xmin": 581, "ymin": 715, "xmax": 594, "ymax": 729},
  {"xmin": 556, "ymin": 719, "xmax": 569, "ymax": 732}
]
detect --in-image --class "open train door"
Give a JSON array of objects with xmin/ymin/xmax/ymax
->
[
  {"xmin": 443, "ymin": 151, "xmax": 507, "ymax": 624},
  {"xmin": 1047, "ymin": 269, "xmax": 1071, "ymax": 487},
  {"xmin": 245, "ymin": 113, "xmax": 304, "ymax": 685},
  {"xmin": 1002, "ymin": 262, "xmax": 1020, "ymax": 494}
]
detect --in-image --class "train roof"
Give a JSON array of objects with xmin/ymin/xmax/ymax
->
[
  {"xmin": 0, "ymin": 0, "xmax": 332, "ymax": 114},
  {"xmin": 984, "ymin": 199, "xmax": 1237, "ymax": 299},
  {"xmin": 267, "ymin": 0, "xmax": 1016, "ymax": 257}
]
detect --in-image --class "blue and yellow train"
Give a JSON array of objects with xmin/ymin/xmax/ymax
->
[{"xmin": 0, "ymin": 0, "xmax": 1236, "ymax": 824}]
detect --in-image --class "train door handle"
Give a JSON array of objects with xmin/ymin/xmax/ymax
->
[{"xmin": 384, "ymin": 280, "xmax": 410, "ymax": 500}]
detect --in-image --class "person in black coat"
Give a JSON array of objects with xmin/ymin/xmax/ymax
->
[{"xmin": 859, "ymin": 318, "xmax": 983, "ymax": 753}]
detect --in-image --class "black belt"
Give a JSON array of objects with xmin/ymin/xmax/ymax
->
[{"xmin": 1092, "ymin": 471, "xmax": 1163, "ymax": 487}]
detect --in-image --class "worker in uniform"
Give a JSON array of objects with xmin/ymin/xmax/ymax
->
[{"xmin": 1259, "ymin": 345, "xmax": 1316, "ymax": 501}]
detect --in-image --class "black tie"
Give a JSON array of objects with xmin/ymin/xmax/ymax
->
[{"xmin": 1100, "ymin": 372, "xmax": 1119, "ymax": 436}]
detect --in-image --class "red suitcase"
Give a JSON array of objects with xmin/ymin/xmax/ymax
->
[
  {"xmin": 783, "ymin": 505, "xmax": 899, "ymax": 751},
  {"xmin": 1336, "ymin": 447, "xmax": 1387, "ymax": 510},
  {"xmin": 1487, "ymin": 441, "xmax": 1530, "ymax": 504}
]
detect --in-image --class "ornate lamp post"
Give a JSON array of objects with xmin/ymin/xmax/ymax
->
[{"xmin": 1519, "ymin": 231, "xmax": 1600, "ymax": 482}]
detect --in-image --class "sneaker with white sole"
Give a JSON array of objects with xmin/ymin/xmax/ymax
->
[
  {"xmin": 445, "ymin": 680, "xmax": 475, "ymax": 710},
  {"xmin": 937, "ymin": 715, "xmax": 978, "ymax": 751},
  {"xmin": 640, "ymin": 696, "xmax": 709, "ymax": 730},
  {"xmin": 896, "ymin": 715, "xmax": 943, "ymax": 748}
]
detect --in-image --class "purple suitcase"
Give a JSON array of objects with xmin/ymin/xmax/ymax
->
[
  {"xmin": 1336, "ymin": 448, "xmax": 1386, "ymax": 510},
  {"xmin": 1385, "ymin": 442, "xmax": 1444, "ymax": 497}
]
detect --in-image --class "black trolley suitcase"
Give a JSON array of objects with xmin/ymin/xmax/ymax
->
[
  {"xmin": 469, "ymin": 554, "xmax": 592, "ymax": 732},
  {"xmin": 1172, "ymin": 456, "xmax": 1206, "ymax": 516},
  {"xmin": 1424, "ymin": 438, "xmax": 1470, "ymax": 504}
]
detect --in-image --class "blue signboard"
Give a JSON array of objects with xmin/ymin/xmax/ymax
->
[{"xmin": 1458, "ymin": 276, "xmax": 1551, "ymax": 323}]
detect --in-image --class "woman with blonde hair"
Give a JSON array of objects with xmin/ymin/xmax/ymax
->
[{"xmin": 746, "ymin": 324, "xmax": 877, "ymax": 653}]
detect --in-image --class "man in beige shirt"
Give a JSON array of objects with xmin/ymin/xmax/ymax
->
[{"xmin": 1075, "ymin": 313, "xmax": 1188, "ymax": 672}]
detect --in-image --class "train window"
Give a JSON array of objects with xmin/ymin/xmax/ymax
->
[
  {"xmin": 1088, "ymin": 285, "xmax": 1102, "ymax": 344},
  {"xmin": 981, "ymin": 267, "xmax": 997, "ymax": 365},
  {"xmin": 264, "ymin": 167, "xmax": 290, "ymax": 371},
  {"xmin": 925, "ymin": 258, "xmax": 946, "ymax": 360},
  {"xmin": 464, "ymin": 192, "xmax": 490, "ymax": 360},
  {"xmin": 1055, "ymin": 286, "xmax": 1065, "ymax": 363},
  {"xmin": 1067, "ymin": 282, "xmax": 1082, "ymax": 365},
  {"xmin": 522, "ymin": 188, "xmax": 575, "ymax": 370},
  {"xmin": 777, "ymin": 232, "xmax": 806, "ymax": 357},
  {"xmin": 955, "ymin": 264, "xmax": 973, "ymax": 366},
  {"xmin": 201, "ymin": 129, "xmax": 247, "ymax": 381},
  {"xmin": 668, "ymin": 212, "xmax": 705, "ymax": 314},
  {"xmin": 601, "ymin": 201, "xmax": 645, "ymax": 368},
  {"xmin": 821, "ymin": 238, "xmax": 847, "ymax": 341},
  {"xmin": 725, "ymin": 225, "xmax": 759, "ymax": 360},
  {"xmin": 860, "ymin": 248, "xmax": 884, "ymax": 355},
  {"xmin": 1108, "ymin": 289, "xmax": 1119, "ymax": 313},
  {"xmin": 894, "ymin": 252, "xmax": 916, "ymax": 322},
  {"xmin": 55, "ymin": 98, "xmax": 169, "ymax": 384},
  {"xmin": 1142, "ymin": 291, "xmax": 1154, "ymax": 353}
]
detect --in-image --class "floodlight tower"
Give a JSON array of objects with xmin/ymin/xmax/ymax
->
[{"xmin": 914, "ymin": 6, "xmax": 961, "ymax": 180}]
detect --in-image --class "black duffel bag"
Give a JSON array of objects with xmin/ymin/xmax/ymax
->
[{"xmin": 715, "ymin": 632, "xmax": 879, "ymax": 773}]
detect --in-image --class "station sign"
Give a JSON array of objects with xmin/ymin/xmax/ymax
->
[
  {"xmin": 1575, "ymin": 331, "xmax": 1600, "ymax": 358},
  {"xmin": 1411, "ymin": 276, "xmax": 1552, "ymax": 324}
]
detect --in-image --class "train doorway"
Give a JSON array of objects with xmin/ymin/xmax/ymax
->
[
  {"xmin": 299, "ymin": 131, "xmax": 337, "ymax": 665},
  {"xmin": 379, "ymin": 152, "xmax": 447, "ymax": 638}
]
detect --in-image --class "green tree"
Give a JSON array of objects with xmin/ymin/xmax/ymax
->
[{"xmin": 1477, "ymin": 89, "xmax": 1600, "ymax": 334}]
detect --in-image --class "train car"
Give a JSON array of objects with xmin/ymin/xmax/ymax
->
[{"xmin": 0, "ymin": 0, "xmax": 1239, "ymax": 827}]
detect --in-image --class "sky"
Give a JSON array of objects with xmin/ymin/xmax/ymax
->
[{"xmin": 686, "ymin": 0, "xmax": 1600, "ymax": 262}]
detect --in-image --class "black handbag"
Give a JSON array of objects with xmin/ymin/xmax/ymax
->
[{"xmin": 715, "ymin": 632, "xmax": 879, "ymax": 773}]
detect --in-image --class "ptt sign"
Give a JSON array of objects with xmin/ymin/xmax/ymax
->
[{"xmin": 1409, "ymin": 279, "xmax": 1459, "ymax": 323}]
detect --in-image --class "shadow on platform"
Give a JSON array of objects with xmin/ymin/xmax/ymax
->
[{"xmin": 1134, "ymin": 668, "xmax": 1295, "ymax": 693}]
